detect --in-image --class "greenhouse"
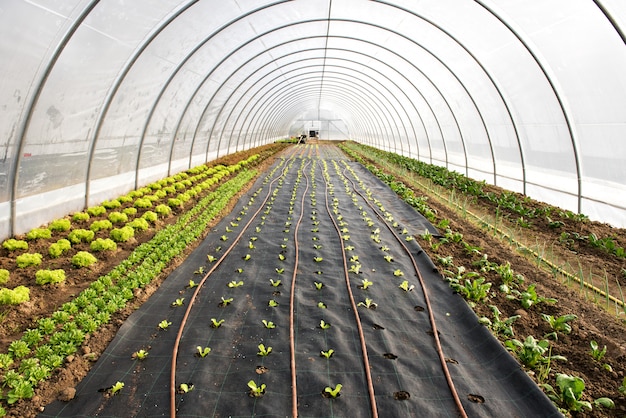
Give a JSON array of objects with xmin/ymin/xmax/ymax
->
[{"xmin": 0, "ymin": 1, "xmax": 625, "ymax": 417}]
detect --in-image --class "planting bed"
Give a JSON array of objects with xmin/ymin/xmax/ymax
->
[{"xmin": 42, "ymin": 145, "xmax": 557, "ymax": 417}]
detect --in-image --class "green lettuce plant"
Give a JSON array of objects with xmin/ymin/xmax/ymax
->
[
  {"xmin": 26, "ymin": 228, "xmax": 51, "ymax": 240},
  {"xmin": 72, "ymin": 251, "xmax": 97, "ymax": 268},
  {"xmin": 35, "ymin": 269, "xmax": 66, "ymax": 285},
  {"xmin": 16, "ymin": 253, "xmax": 42, "ymax": 268}
]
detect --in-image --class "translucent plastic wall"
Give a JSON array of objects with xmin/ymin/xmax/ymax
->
[{"xmin": 1, "ymin": 0, "xmax": 625, "ymax": 239}]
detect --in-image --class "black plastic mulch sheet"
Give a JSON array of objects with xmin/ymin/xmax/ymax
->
[{"xmin": 41, "ymin": 145, "xmax": 559, "ymax": 417}]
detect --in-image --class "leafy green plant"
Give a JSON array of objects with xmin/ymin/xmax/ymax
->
[
  {"xmin": 262, "ymin": 320, "xmax": 275, "ymax": 329},
  {"xmin": 48, "ymin": 218, "xmax": 71, "ymax": 232},
  {"xmin": 35, "ymin": 269, "xmax": 66, "ymax": 285},
  {"xmin": 257, "ymin": 344, "xmax": 272, "ymax": 356},
  {"xmin": 90, "ymin": 238, "xmax": 117, "ymax": 252},
  {"xmin": 270, "ymin": 279, "xmax": 282, "ymax": 287},
  {"xmin": 319, "ymin": 320, "xmax": 331, "ymax": 330},
  {"xmin": 16, "ymin": 252, "xmax": 42, "ymax": 268},
  {"xmin": 72, "ymin": 212, "xmax": 90, "ymax": 222},
  {"xmin": 211, "ymin": 318, "xmax": 225, "ymax": 328},
  {"xmin": 399, "ymin": 280, "xmax": 414, "ymax": 292},
  {"xmin": 72, "ymin": 251, "xmax": 97, "ymax": 268},
  {"xmin": 219, "ymin": 296, "xmax": 233, "ymax": 307},
  {"xmin": 127, "ymin": 218, "xmax": 150, "ymax": 231},
  {"xmin": 109, "ymin": 381, "xmax": 124, "ymax": 396},
  {"xmin": 0, "ymin": 268, "xmax": 9, "ymax": 285},
  {"xmin": 8, "ymin": 340, "xmax": 30, "ymax": 358},
  {"xmin": 320, "ymin": 349, "xmax": 335, "ymax": 359},
  {"xmin": 543, "ymin": 373, "xmax": 615, "ymax": 412},
  {"xmin": 228, "ymin": 280, "xmax": 244, "ymax": 288},
  {"xmin": 108, "ymin": 211, "xmax": 128, "ymax": 224},
  {"xmin": 541, "ymin": 314, "xmax": 577, "ymax": 339},
  {"xmin": 26, "ymin": 227, "xmax": 52, "ymax": 240},
  {"xmin": 141, "ymin": 210, "xmax": 158, "ymax": 223},
  {"xmin": 154, "ymin": 204, "xmax": 171, "ymax": 216},
  {"xmin": 132, "ymin": 349, "xmax": 149, "ymax": 360},
  {"xmin": 323, "ymin": 383, "xmax": 342, "ymax": 398},
  {"xmin": 158, "ymin": 320, "xmax": 171, "ymax": 330},
  {"xmin": 68, "ymin": 228, "xmax": 94, "ymax": 244},
  {"xmin": 6, "ymin": 379, "xmax": 34, "ymax": 404},
  {"xmin": 358, "ymin": 298, "xmax": 377, "ymax": 309},
  {"xmin": 451, "ymin": 277, "xmax": 492, "ymax": 303},
  {"xmin": 247, "ymin": 380, "xmax": 266, "ymax": 397},
  {"xmin": 90, "ymin": 219, "xmax": 113, "ymax": 232},
  {"xmin": 505, "ymin": 335, "xmax": 566, "ymax": 369},
  {"xmin": 49, "ymin": 238, "xmax": 71, "ymax": 258},
  {"xmin": 171, "ymin": 298, "xmax": 185, "ymax": 307},
  {"xmin": 2, "ymin": 238, "xmax": 28, "ymax": 251},
  {"xmin": 134, "ymin": 198, "xmax": 153, "ymax": 209},
  {"xmin": 317, "ymin": 301, "xmax": 327, "ymax": 309},
  {"xmin": 196, "ymin": 346, "xmax": 211, "ymax": 358},
  {"xmin": 589, "ymin": 340, "xmax": 607, "ymax": 361},
  {"xmin": 478, "ymin": 305, "xmax": 520, "ymax": 337},
  {"xmin": 178, "ymin": 383, "xmax": 194, "ymax": 393},
  {"xmin": 110, "ymin": 226, "xmax": 135, "ymax": 242},
  {"xmin": 512, "ymin": 284, "xmax": 557, "ymax": 309}
]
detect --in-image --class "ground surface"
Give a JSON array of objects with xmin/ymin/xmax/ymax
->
[{"xmin": 0, "ymin": 142, "xmax": 624, "ymax": 417}]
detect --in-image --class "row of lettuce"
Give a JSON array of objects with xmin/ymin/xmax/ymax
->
[
  {"xmin": 0, "ymin": 153, "xmax": 264, "ymax": 414},
  {"xmin": 339, "ymin": 142, "xmax": 617, "ymax": 414}
]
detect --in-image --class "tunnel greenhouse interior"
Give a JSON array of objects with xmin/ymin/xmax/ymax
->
[
  {"xmin": 1, "ymin": 0, "xmax": 625, "ymax": 239},
  {"xmin": 2, "ymin": 2, "xmax": 626, "ymax": 417}
]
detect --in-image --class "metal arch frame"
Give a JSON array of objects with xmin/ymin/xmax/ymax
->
[
  {"xmin": 224, "ymin": 47, "xmax": 427, "ymax": 157},
  {"xmin": 84, "ymin": 1, "xmax": 200, "ymax": 198},
  {"xmin": 255, "ymin": 77, "xmax": 388, "ymax": 149},
  {"xmin": 245, "ymin": 75, "xmax": 394, "ymax": 151},
  {"xmin": 208, "ymin": 59, "xmax": 416, "ymax": 159},
  {"xmin": 593, "ymin": 0, "xmax": 626, "ymax": 45},
  {"xmin": 8, "ymin": 0, "xmax": 101, "ymax": 237},
  {"xmin": 472, "ymin": 0, "xmax": 583, "ymax": 212},
  {"xmin": 247, "ymin": 80, "xmax": 383, "ymax": 149},
  {"xmin": 167, "ymin": 18, "xmax": 478, "ymax": 175}
]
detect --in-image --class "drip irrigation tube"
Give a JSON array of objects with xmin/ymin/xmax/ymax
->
[
  {"xmin": 341, "ymin": 164, "xmax": 469, "ymax": 418},
  {"xmin": 169, "ymin": 155, "xmax": 296, "ymax": 417},
  {"xmin": 320, "ymin": 161, "xmax": 379, "ymax": 418}
]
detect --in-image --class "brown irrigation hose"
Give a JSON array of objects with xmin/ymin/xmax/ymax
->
[
  {"xmin": 320, "ymin": 161, "xmax": 379, "ymax": 418},
  {"xmin": 169, "ymin": 158, "xmax": 294, "ymax": 418},
  {"xmin": 289, "ymin": 159, "xmax": 311, "ymax": 417},
  {"xmin": 341, "ymin": 165, "xmax": 468, "ymax": 418}
]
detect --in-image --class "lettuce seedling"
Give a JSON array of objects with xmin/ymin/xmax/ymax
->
[
  {"xmin": 383, "ymin": 255, "xmax": 394, "ymax": 263},
  {"xmin": 268, "ymin": 299, "xmax": 279, "ymax": 307},
  {"xmin": 314, "ymin": 257, "xmax": 323, "ymax": 262},
  {"xmin": 132, "ymin": 349, "xmax": 149, "ymax": 360},
  {"xmin": 220, "ymin": 296, "xmax": 233, "ymax": 307},
  {"xmin": 247, "ymin": 380, "xmax": 266, "ymax": 397},
  {"xmin": 210, "ymin": 318, "xmax": 224, "ymax": 328},
  {"xmin": 319, "ymin": 320, "xmax": 331, "ymax": 330},
  {"xmin": 358, "ymin": 298, "xmax": 377, "ymax": 309},
  {"xmin": 275, "ymin": 268, "xmax": 285, "ymax": 274},
  {"xmin": 359, "ymin": 279, "xmax": 373, "ymax": 290},
  {"xmin": 248, "ymin": 241, "xmax": 255, "ymax": 249},
  {"xmin": 171, "ymin": 298, "xmax": 184, "ymax": 307},
  {"xmin": 314, "ymin": 281, "xmax": 324, "ymax": 290},
  {"xmin": 235, "ymin": 268, "xmax": 244, "ymax": 273},
  {"xmin": 178, "ymin": 383, "xmax": 194, "ymax": 393},
  {"xmin": 313, "ymin": 244, "xmax": 322, "ymax": 249},
  {"xmin": 393, "ymin": 269, "xmax": 404, "ymax": 277},
  {"xmin": 324, "ymin": 383, "xmax": 342, "ymax": 398},
  {"xmin": 257, "ymin": 344, "xmax": 272, "ymax": 356},
  {"xmin": 345, "ymin": 245, "xmax": 355, "ymax": 251},
  {"xmin": 243, "ymin": 254, "xmax": 251, "ymax": 261},
  {"xmin": 589, "ymin": 340, "xmax": 607, "ymax": 361},
  {"xmin": 196, "ymin": 346, "xmax": 211, "ymax": 357},
  {"xmin": 349, "ymin": 264, "xmax": 361, "ymax": 274},
  {"xmin": 220, "ymin": 235, "xmax": 228, "ymax": 241},
  {"xmin": 188, "ymin": 280, "xmax": 198, "ymax": 288},
  {"xmin": 158, "ymin": 320, "xmax": 172, "ymax": 330},
  {"xmin": 228, "ymin": 280, "xmax": 244, "ymax": 288},
  {"xmin": 262, "ymin": 320, "xmax": 275, "ymax": 329},
  {"xmin": 207, "ymin": 255, "xmax": 217, "ymax": 262},
  {"xmin": 270, "ymin": 279, "xmax": 282, "ymax": 287},
  {"xmin": 399, "ymin": 281, "xmax": 414, "ymax": 292},
  {"xmin": 318, "ymin": 302, "xmax": 327, "ymax": 309},
  {"xmin": 109, "ymin": 381, "xmax": 124, "ymax": 396},
  {"xmin": 320, "ymin": 349, "xmax": 334, "ymax": 359}
]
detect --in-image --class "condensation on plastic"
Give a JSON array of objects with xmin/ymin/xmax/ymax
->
[{"xmin": 1, "ymin": 0, "xmax": 625, "ymax": 239}]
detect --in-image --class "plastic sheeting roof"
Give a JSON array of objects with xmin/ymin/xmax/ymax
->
[{"xmin": 1, "ymin": 0, "xmax": 626, "ymax": 238}]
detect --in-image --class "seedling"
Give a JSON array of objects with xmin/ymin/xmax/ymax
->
[
  {"xmin": 109, "ymin": 381, "xmax": 124, "ymax": 396},
  {"xmin": 228, "ymin": 280, "xmax": 244, "ymax": 288},
  {"xmin": 358, "ymin": 298, "xmax": 377, "ymax": 309},
  {"xmin": 505, "ymin": 335, "xmax": 566, "ymax": 369},
  {"xmin": 541, "ymin": 313, "xmax": 577, "ymax": 339},
  {"xmin": 319, "ymin": 320, "xmax": 331, "ymax": 330},
  {"xmin": 132, "ymin": 349, "xmax": 149, "ymax": 360},
  {"xmin": 210, "ymin": 318, "xmax": 224, "ymax": 328},
  {"xmin": 314, "ymin": 256, "xmax": 323, "ymax": 262},
  {"xmin": 194, "ymin": 266, "xmax": 204, "ymax": 274},
  {"xmin": 478, "ymin": 305, "xmax": 520, "ymax": 338},
  {"xmin": 171, "ymin": 298, "xmax": 185, "ymax": 307},
  {"xmin": 320, "ymin": 349, "xmax": 335, "ymax": 359},
  {"xmin": 270, "ymin": 279, "xmax": 282, "ymax": 287},
  {"xmin": 276, "ymin": 268, "xmax": 285, "ymax": 274},
  {"xmin": 178, "ymin": 383, "xmax": 194, "ymax": 393},
  {"xmin": 349, "ymin": 264, "xmax": 362, "ymax": 274},
  {"xmin": 314, "ymin": 281, "xmax": 324, "ymax": 290},
  {"xmin": 350, "ymin": 255, "xmax": 359, "ymax": 263},
  {"xmin": 158, "ymin": 320, "xmax": 171, "ymax": 330},
  {"xmin": 345, "ymin": 245, "xmax": 355, "ymax": 251},
  {"xmin": 220, "ymin": 235, "xmax": 228, "ymax": 241},
  {"xmin": 196, "ymin": 346, "xmax": 211, "ymax": 357},
  {"xmin": 399, "ymin": 281, "xmax": 414, "ymax": 292},
  {"xmin": 313, "ymin": 244, "xmax": 322, "ymax": 249},
  {"xmin": 590, "ymin": 340, "xmax": 607, "ymax": 361},
  {"xmin": 248, "ymin": 380, "xmax": 266, "ymax": 398},
  {"xmin": 268, "ymin": 299, "xmax": 279, "ymax": 307},
  {"xmin": 219, "ymin": 296, "xmax": 233, "ymax": 307},
  {"xmin": 383, "ymin": 255, "xmax": 393, "ymax": 263},
  {"xmin": 243, "ymin": 254, "xmax": 251, "ymax": 261},
  {"xmin": 324, "ymin": 383, "xmax": 342, "ymax": 398},
  {"xmin": 393, "ymin": 269, "xmax": 404, "ymax": 277},
  {"xmin": 248, "ymin": 241, "xmax": 255, "ymax": 249},
  {"xmin": 188, "ymin": 280, "xmax": 198, "ymax": 288},
  {"xmin": 278, "ymin": 254, "xmax": 286, "ymax": 261},
  {"xmin": 360, "ymin": 279, "xmax": 373, "ymax": 290},
  {"xmin": 257, "ymin": 344, "xmax": 272, "ymax": 356},
  {"xmin": 318, "ymin": 301, "xmax": 327, "ymax": 309},
  {"xmin": 236, "ymin": 268, "xmax": 244, "ymax": 273},
  {"xmin": 380, "ymin": 245, "xmax": 390, "ymax": 252},
  {"xmin": 207, "ymin": 255, "xmax": 217, "ymax": 262},
  {"xmin": 262, "ymin": 320, "xmax": 276, "ymax": 329}
]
